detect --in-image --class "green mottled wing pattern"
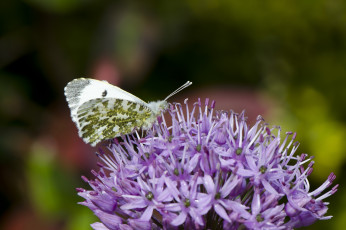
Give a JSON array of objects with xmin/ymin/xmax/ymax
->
[{"xmin": 76, "ymin": 98, "xmax": 153, "ymax": 146}]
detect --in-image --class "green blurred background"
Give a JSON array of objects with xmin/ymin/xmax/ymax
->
[{"xmin": 1, "ymin": 0, "xmax": 345, "ymax": 229}]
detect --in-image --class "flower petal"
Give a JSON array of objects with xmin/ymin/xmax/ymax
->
[
  {"xmin": 214, "ymin": 203, "xmax": 232, "ymax": 223},
  {"xmin": 171, "ymin": 212, "xmax": 187, "ymax": 226}
]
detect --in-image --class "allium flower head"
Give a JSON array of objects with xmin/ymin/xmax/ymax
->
[{"xmin": 77, "ymin": 99, "xmax": 338, "ymax": 229}]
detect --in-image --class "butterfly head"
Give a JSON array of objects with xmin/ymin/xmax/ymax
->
[
  {"xmin": 148, "ymin": 81, "xmax": 192, "ymax": 116},
  {"xmin": 147, "ymin": 100, "xmax": 169, "ymax": 116}
]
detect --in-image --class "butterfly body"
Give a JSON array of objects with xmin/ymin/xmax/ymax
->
[{"xmin": 64, "ymin": 78, "xmax": 183, "ymax": 146}]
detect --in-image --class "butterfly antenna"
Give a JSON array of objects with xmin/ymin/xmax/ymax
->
[{"xmin": 164, "ymin": 81, "xmax": 192, "ymax": 101}]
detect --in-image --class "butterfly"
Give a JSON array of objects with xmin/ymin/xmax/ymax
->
[{"xmin": 64, "ymin": 78, "xmax": 192, "ymax": 146}]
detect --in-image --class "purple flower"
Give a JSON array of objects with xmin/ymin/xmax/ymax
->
[{"xmin": 77, "ymin": 98, "xmax": 337, "ymax": 229}]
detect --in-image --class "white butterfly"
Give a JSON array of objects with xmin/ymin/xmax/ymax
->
[{"xmin": 64, "ymin": 78, "xmax": 192, "ymax": 146}]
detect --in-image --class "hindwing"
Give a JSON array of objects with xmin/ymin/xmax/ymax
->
[{"xmin": 76, "ymin": 98, "xmax": 152, "ymax": 146}]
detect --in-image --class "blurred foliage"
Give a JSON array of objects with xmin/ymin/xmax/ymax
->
[
  {"xmin": 1, "ymin": 0, "xmax": 346, "ymax": 229},
  {"xmin": 27, "ymin": 143, "xmax": 97, "ymax": 229}
]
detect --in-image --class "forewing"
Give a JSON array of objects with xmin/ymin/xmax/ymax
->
[
  {"xmin": 76, "ymin": 98, "xmax": 153, "ymax": 146},
  {"xmin": 64, "ymin": 78, "xmax": 147, "ymax": 122}
]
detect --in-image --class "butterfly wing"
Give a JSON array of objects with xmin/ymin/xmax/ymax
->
[
  {"xmin": 76, "ymin": 98, "xmax": 153, "ymax": 146},
  {"xmin": 64, "ymin": 78, "xmax": 147, "ymax": 123}
]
